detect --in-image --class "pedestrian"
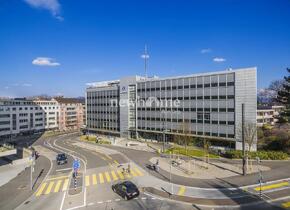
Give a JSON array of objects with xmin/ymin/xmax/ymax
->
[
  {"xmin": 127, "ymin": 163, "xmax": 131, "ymax": 173},
  {"xmin": 156, "ymin": 159, "xmax": 159, "ymax": 166}
]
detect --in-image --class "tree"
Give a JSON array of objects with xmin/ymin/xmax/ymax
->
[
  {"xmin": 276, "ymin": 68, "xmax": 290, "ymax": 122},
  {"xmin": 174, "ymin": 121, "xmax": 192, "ymax": 155},
  {"xmin": 238, "ymin": 121, "xmax": 257, "ymax": 174}
]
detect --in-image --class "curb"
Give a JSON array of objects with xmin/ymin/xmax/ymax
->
[{"xmin": 143, "ymin": 187, "xmax": 262, "ymax": 207}]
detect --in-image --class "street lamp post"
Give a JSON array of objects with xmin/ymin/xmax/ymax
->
[
  {"xmin": 170, "ymin": 152, "xmax": 173, "ymax": 194},
  {"xmin": 162, "ymin": 110, "xmax": 165, "ymax": 153},
  {"xmin": 257, "ymin": 157, "xmax": 263, "ymax": 198},
  {"xmin": 30, "ymin": 155, "xmax": 35, "ymax": 190}
]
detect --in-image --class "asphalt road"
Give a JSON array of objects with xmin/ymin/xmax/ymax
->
[{"xmin": 1, "ymin": 134, "xmax": 290, "ymax": 210}]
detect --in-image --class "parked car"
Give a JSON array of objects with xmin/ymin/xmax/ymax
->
[
  {"xmin": 112, "ymin": 181, "xmax": 140, "ymax": 200},
  {"xmin": 56, "ymin": 153, "xmax": 68, "ymax": 165}
]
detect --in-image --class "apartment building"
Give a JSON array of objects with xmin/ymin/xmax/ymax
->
[
  {"xmin": 257, "ymin": 105, "xmax": 285, "ymax": 126},
  {"xmin": 54, "ymin": 98, "xmax": 84, "ymax": 131},
  {"xmin": 0, "ymin": 99, "xmax": 45, "ymax": 138},
  {"xmin": 34, "ymin": 99, "xmax": 59, "ymax": 130},
  {"xmin": 86, "ymin": 67, "xmax": 257, "ymax": 150},
  {"xmin": 0, "ymin": 97, "xmax": 85, "ymax": 138}
]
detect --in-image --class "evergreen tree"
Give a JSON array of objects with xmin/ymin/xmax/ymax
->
[{"xmin": 276, "ymin": 68, "xmax": 290, "ymax": 122}]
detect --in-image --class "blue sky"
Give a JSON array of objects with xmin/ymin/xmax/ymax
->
[{"xmin": 0, "ymin": 0, "xmax": 289, "ymax": 97}]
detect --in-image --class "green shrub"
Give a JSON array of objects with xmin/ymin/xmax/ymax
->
[
  {"xmin": 97, "ymin": 140, "xmax": 111, "ymax": 145},
  {"xmin": 224, "ymin": 150, "xmax": 288, "ymax": 160},
  {"xmin": 165, "ymin": 146, "xmax": 219, "ymax": 158}
]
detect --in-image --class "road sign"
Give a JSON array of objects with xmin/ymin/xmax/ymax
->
[{"xmin": 73, "ymin": 159, "xmax": 80, "ymax": 170}]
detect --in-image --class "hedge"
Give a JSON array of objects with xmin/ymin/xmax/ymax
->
[
  {"xmin": 165, "ymin": 147, "xmax": 219, "ymax": 158},
  {"xmin": 224, "ymin": 150, "xmax": 289, "ymax": 160}
]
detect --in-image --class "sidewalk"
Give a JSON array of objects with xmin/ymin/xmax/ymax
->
[
  {"xmin": 132, "ymin": 164, "xmax": 290, "ymax": 207},
  {"xmin": 0, "ymin": 158, "xmax": 30, "ymax": 187}
]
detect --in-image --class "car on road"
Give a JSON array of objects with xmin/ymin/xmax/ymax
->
[
  {"xmin": 112, "ymin": 181, "xmax": 140, "ymax": 200},
  {"xmin": 56, "ymin": 153, "xmax": 68, "ymax": 165}
]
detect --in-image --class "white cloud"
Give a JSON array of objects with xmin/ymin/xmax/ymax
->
[
  {"xmin": 4, "ymin": 86, "xmax": 9, "ymax": 89},
  {"xmin": 32, "ymin": 57, "xmax": 60, "ymax": 66},
  {"xmin": 23, "ymin": 83, "xmax": 32, "ymax": 87},
  {"xmin": 201, "ymin": 48, "xmax": 212, "ymax": 54},
  {"xmin": 213, "ymin": 57, "xmax": 226, "ymax": 62},
  {"xmin": 24, "ymin": 0, "xmax": 63, "ymax": 20}
]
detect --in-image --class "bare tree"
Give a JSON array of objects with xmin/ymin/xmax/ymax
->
[
  {"xmin": 203, "ymin": 138, "xmax": 211, "ymax": 163},
  {"xmin": 238, "ymin": 122, "xmax": 257, "ymax": 173},
  {"xmin": 174, "ymin": 121, "xmax": 192, "ymax": 155}
]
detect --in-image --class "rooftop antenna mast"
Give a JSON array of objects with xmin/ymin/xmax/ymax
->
[{"xmin": 141, "ymin": 45, "xmax": 149, "ymax": 79}]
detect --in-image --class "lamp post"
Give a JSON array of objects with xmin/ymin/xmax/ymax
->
[{"xmin": 242, "ymin": 103, "xmax": 247, "ymax": 176}]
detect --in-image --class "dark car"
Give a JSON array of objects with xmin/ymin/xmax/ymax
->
[
  {"xmin": 112, "ymin": 181, "xmax": 140, "ymax": 200},
  {"xmin": 56, "ymin": 153, "xmax": 67, "ymax": 165}
]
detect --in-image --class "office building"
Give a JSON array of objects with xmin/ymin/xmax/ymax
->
[{"xmin": 86, "ymin": 67, "xmax": 257, "ymax": 150}]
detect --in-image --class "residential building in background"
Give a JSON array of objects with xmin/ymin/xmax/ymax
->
[
  {"xmin": 0, "ymin": 97, "xmax": 84, "ymax": 138},
  {"xmin": 86, "ymin": 67, "xmax": 257, "ymax": 150},
  {"xmin": 0, "ymin": 99, "xmax": 45, "ymax": 139},
  {"xmin": 257, "ymin": 105, "xmax": 286, "ymax": 126},
  {"xmin": 54, "ymin": 98, "xmax": 84, "ymax": 131},
  {"xmin": 34, "ymin": 99, "xmax": 59, "ymax": 130}
]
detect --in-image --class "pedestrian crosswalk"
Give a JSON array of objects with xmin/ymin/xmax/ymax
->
[
  {"xmin": 84, "ymin": 167, "xmax": 144, "ymax": 187},
  {"xmin": 35, "ymin": 167, "xmax": 144, "ymax": 197},
  {"xmin": 35, "ymin": 178, "xmax": 69, "ymax": 197},
  {"xmin": 254, "ymin": 181, "xmax": 289, "ymax": 191}
]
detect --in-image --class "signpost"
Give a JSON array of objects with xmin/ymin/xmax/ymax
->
[{"xmin": 73, "ymin": 159, "xmax": 80, "ymax": 190}]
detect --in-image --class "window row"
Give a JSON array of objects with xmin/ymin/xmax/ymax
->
[
  {"xmin": 138, "ymin": 117, "xmax": 234, "ymax": 125},
  {"xmin": 137, "ymin": 107, "xmax": 235, "ymax": 112},
  {"xmin": 137, "ymin": 82, "xmax": 235, "ymax": 92},
  {"xmin": 138, "ymin": 95, "xmax": 235, "ymax": 100},
  {"xmin": 137, "ymin": 127, "xmax": 235, "ymax": 138}
]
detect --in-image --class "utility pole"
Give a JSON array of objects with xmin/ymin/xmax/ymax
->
[
  {"xmin": 242, "ymin": 103, "xmax": 247, "ymax": 176},
  {"xmin": 141, "ymin": 45, "xmax": 149, "ymax": 79},
  {"xmin": 256, "ymin": 157, "xmax": 263, "ymax": 198},
  {"xmin": 30, "ymin": 155, "xmax": 35, "ymax": 190},
  {"xmin": 162, "ymin": 110, "xmax": 165, "ymax": 153}
]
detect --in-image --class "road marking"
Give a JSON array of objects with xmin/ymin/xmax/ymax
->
[
  {"xmin": 97, "ymin": 201, "xmax": 103, "ymax": 204},
  {"xmin": 254, "ymin": 182, "xmax": 289, "ymax": 191},
  {"xmin": 130, "ymin": 169, "xmax": 138, "ymax": 177},
  {"xmin": 105, "ymin": 155, "xmax": 112, "ymax": 160},
  {"xmin": 88, "ymin": 202, "xmax": 94, "ymax": 206},
  {"xmin": 62, "ymin": 179, "xmax": 69, "ymax": 191},
  {"xmin": 124, "ymin": 172, "xmax": 131, "ymax": 179},
  {"xmin": 115, "ymin": 199, "xmax": 120, "ymax": 201},
  {"xmin": 45, "ymin": 181, "xmax": 54, "ymax": 195},
  {"xmin": 114, "ymin": 160, "xmax": 119, "ymax": 165},
  {"xmin": 47, "ymin": 175, "xmax": 69, "ymax": 181},
  {"xmin": 177, "ymin": 186, "xmax": 186, "ymax": 196},
  {"xmin": 133, "ymin": 167, "xmax": 144, "ymax": 176},
  {"xmin": 54, "ymin": 180, "xmax": 62, "ymax": 192},
  {"xmin": 56, "ymin": 168, "xmax": 71, "ymax": 172},
  {"xmin": 141, "ymin": 197, "xmax": 147, "ymax": 200},
  {"xmin": 99, "ymin": 173, "xmax": 104, "ymax": 184},
  {"xmin": 111, "ymin": 171, "xmax": 118, "ymax": 181},
  {"xmin": 85, "ymin": 175, "xmax": 90, "ymax": 187},
  {"xmin": 35, "ymin": 183, "xmax": 47, "ymax": 197},
  {"xmin": 117, "ymin": 170, "xmax": 125, "ymax": 180},
  {"xmin": 106, "ymin": 200, "xmax": 112, "ymax": 203},
  {"xmin": 92, "ymin": 174, "xmax": 97, "ymax": 185},
  {"xmin": 105, "ymin": 172, "xmax": 111, "ymax": 182},
  {"xmin": 282, "ymin": 201, "xmax": 290, "ymax": 208}
]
